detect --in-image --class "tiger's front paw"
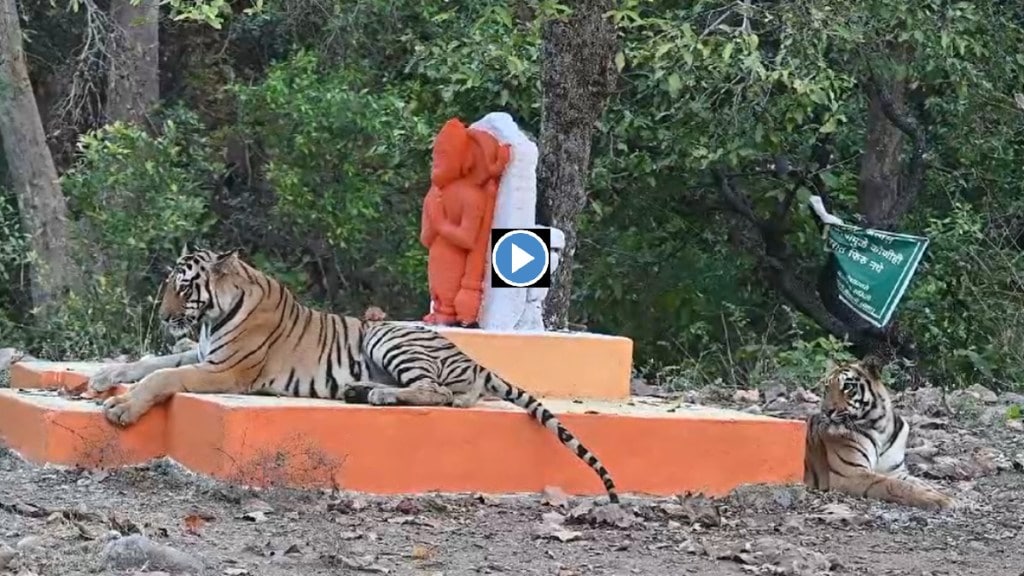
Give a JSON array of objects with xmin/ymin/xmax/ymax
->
[
  {"xmin": 923, "ymin": 489, "xmax": 956, "ymax": 511},
  {"xmin": 101, "ymin": 391, "xmax": 149, "ymax": 427},
  {"xmin": 171, "ymin": 337, "xmax": 198, "ymax": 354},
  {"xmin": 88, "ymin": 363, "xmax": 140, "ymax": 393},
  {"xmin": 368, "ymin": 388, "xmax": 398, "ymax": 406},
  {"xmin": 343, "ymin": 385, "xmax": 374, "ymax": 404}
]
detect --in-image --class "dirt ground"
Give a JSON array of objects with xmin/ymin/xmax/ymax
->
[{"xmin": 1, "ymin": 382, "xmax": 1022, "ymax": 576}]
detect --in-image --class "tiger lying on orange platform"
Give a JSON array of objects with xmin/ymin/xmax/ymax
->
[{"xmin": 86, "ymin": 247, "xmax": 620, "ymax": 503}]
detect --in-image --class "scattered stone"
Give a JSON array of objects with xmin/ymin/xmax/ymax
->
[
  {"xmin": 0, "ymin": 543, "xmax": 17, "ymax": 570},
  {"xmin": 903, "ymin": 386, "xmax": 948, "ymax": 416},
  {"xmin": 732, "ymin": 389, "xmax": 760, "ymax": 404},
  {"xmin": 15, "ymin": 536, "xmax": 45, "ymax": 553},
  {"xmin": 533, "ymin": 521, "xmax": 583, "ymax": 542},
  {"xmin": 541, "ymin": 486, "xmax": 570, "ymax": 508},
  {"xmin": 566, "ymin": 502, "xmax": 638, "ymax": 528},
  {"xmin": 980, "ymin": 406, "xmax": 1010, "ymax": 426},
  {"xmin": 722, "ymin": 537, "xmax": 836, "ymax": 576},
  {"xmin": 630, "ymin": 377, "xmax": 662, "ymax": 397},
  {"xmin": 101, "ymin": 534, "xmax": 202, "ymax": 573},
  {"xmin": 321, "ymin": 553, "xmax": 390, "ymax": 573},
  {"xmin": 966, "ymin": 384, "xmax": 998, "ymax": 404},
  {"xmin": 1001, "ymin": 392, "xmax": 1024, "ymax": 405},
  {"xmin": 811, "ymin": 503, "xmax": 868, "ymax": 526},
  {"xmin": 763, "ymin": 384, "xmax": 788, "ymax": 403},
  {"xmin": 793, "ymin": 388, "xmax": 821, "ymax": 404}
]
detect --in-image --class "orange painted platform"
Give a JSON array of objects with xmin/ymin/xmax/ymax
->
[
  {"xmin": 0, "ymin": 374, "xmax": 805, "ymax": 498},
  {"xmin": 10, "ymin": 324, "xmax": 633, "ymax": 401}
]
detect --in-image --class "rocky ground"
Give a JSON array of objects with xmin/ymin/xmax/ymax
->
[{"xmin": 1, "ymin": 356, "xmax": 1023, "ymax": 575}]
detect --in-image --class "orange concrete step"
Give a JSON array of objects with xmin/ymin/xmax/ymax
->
[
  {"xmin": 0, "ymin": 389, "xmax": 167, "ymax": 468},
  {"xmin": 428, "ymin": 326, "xmax": 632, "ymax": 400},
  {"xmin": 0, "ymin": 385, "xmax": 806, "ymax": 497},
  {"xmin": 9, "ymin": 326, "xmax": 632, "ymax": 401}
]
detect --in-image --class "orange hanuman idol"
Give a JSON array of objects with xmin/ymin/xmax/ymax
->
[{"xmin": 420, "ymin": 118, "xmax": 510, "ymax": 327}]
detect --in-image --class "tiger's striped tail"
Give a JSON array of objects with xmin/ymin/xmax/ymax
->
[{"xmin": 482, "ymin": 372, "xmax": 620, "ymax": 504}]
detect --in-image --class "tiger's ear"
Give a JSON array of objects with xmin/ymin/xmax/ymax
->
[
  {"xmin": 859, "ymin": 354, "xmax": 885, "ymax": 379},
  {"xmin": 211, "ymin": 249, "xmax": 240, "ymax": 276},
  {"xmin": 179, "ymin": 243, "xmax": 190, "ymax": 259}
]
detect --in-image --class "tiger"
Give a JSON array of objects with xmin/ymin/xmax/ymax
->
[
  {"xmin": 803, "ymin": 356, "xmax": 956, "ymax": 510},
  {"xmin": 87, "ymin": 247, "xmax": 620, "ymax": 504}
]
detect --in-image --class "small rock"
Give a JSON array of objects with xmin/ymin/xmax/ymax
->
[
  {"xmin": 794, "ymin": 388, "xmax": 821, "ymax": 404},
  {"xmin": 1007, "ymin": 419, "xmax": 1024, "ymax": 431},
  {"xmin": 533, "ymin": 521, "xmax": 583, "ymax": 542},
  {"xmin": 740, "ymin": 405, "xmax": 762, "ymax": 415},
  {"xmin": 0, "ymin": 543, "xmax": 17, "ymax": 569},
  {"xmin": 15, "ymin": 536, "xmax": 44, "ymax": 552},
  {"xmin": 630, "ymin": 377, "xmax": 662, "ymax": 396},
  {"xmin": 1001, "ymin": 392, "xmax": 1024, "ymax": 405},
  {"xmin": 101, "ymin": 534, "xmax": 203, "ymax": 573},
  {"xmin": 732, "ymin": 389, "xmax": 760, "ymax": 404},
  {"xmin": 541, "ymin": 486, "xmax": 570, "ymax": 508},
  {"xmin": 394, "ymin": 498, "xmax": 422, "ymax": 515},
  {"xmin": 966, "ymin": 384, "xmax": 998, "ymax": 404},
  {"xmin": 811, "ymin": 503, "xmax": 868, "ymax": 526},
  {"xmin": 763, "ymin": 384, "xmax": 788, "ymax": 403},
  {"xmin": 904, "ymin": 386, "xmax": 948, "ymax": 415}
]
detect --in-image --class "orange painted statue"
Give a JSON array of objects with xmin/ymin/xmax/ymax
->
[{"xmin": 420, "ymin": 118, "xmax": 510, "ymax": 327}]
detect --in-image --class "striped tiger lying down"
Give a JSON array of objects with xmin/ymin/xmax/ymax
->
[
  {"xmin": 88, "ymin": 247, "xmax": 619, "ymax": 504},
  {"xmin": 803, "ymin": 357, "xmax": 956, "ymax": 510}
]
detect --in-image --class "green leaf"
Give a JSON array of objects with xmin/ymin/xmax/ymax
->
[
  {"xmin": 722, "ymin": 42, "xmax": 734, "ymax": 62},
  {"xmin": 1008, "ymin": 405, "xmax": 1022, "ymax": 420},
  {"xmin": 818, "ymin": 116, "xmax": 838, "ymax": 133},
  {"xmin": 667, "ymin": 73, "xmax": 682, "ymax": 98},
  {"xmin": 614, "ymin": 51, "xmax": 626, "ymax": 72},
  {"xmin": 819, "ymin": 172, "xmax": 840, "ymax": 188}
]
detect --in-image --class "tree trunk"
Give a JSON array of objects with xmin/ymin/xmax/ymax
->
[
  {"xmin": 106, "ymin": 0, "xmax": 160, "ymax": 125},
  {"xmin": 857, "ymin": 75, "xmax": 907, "ymax": 229},
  {"xmin": 0, "ymin": 0, "xmax": 81, "ymax": 310},
  {"xmin": 537, "ymin": 0, "xmax": 617, "ymax": 330}
]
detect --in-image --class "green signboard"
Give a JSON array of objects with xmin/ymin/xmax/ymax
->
[{"xmin": 824, "ymin": 224, "xmax": 929, "ymax": 329}]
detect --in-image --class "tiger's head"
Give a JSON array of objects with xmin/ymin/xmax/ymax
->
[
  {"xmin": 819, "ymin": 356, "xmax": 892, "ymax": 425},
  {"xmin": 159, "ymin": 245, "xmax": 243, "ymax": 338}
]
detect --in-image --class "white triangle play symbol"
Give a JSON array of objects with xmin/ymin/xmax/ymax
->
[{"xmin": 510, "ymin": 243, "xmax": 534, "ymax": 274}]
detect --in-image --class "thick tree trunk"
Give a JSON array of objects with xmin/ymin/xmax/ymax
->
[
  {"xmin": 106, "ymin": 0, "xmax": 160, "ymax": 125},
  {"xmin": 857, "ymin": 75, "xmax": 907, "ymax": 229},
  {"xmin": 537, "ymin": 0, "xmax": 617, "ymax": 329},
  {"xmin": 0, "ymin": 0, "xmax": 81, "ymax": 310}
]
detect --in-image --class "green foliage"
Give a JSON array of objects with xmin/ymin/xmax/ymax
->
[
  {"xmin": 232, "ymin": 50, "xmax": 434, "ymax": 313},
  {"xmin": 63, "ymin": 109, "xmax": 218, "ymax": 278},
  {"xmin": 0, "ymin": 191, "xmax": 31, "ymax": 341},
  {"xmin": 27, "ymin": 107, "xmax": 220, "ymax": 359},
  {"xmin": 7, "ymin": 0, "xmax": 1024, "ymax": 395}
]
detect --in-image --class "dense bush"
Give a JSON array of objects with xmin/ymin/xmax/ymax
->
[
  {"xmin": 3, "ymin": 0, "xmax": 1024, "ymax": 393},
  {"xmin": 11, "ymin": 108, "xmax": 221, "ymax": 359}
]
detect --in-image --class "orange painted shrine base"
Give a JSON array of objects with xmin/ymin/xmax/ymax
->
[
  {"xmin": 0, "ymin": 363, "xmax": 806, "ymax": 497},
  {"xmin": 11, "ymin": 324, "xmax": 634, "ymax": 401}
]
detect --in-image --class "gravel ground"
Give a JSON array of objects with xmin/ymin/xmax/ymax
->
[{"xmin": 1, "ymin": 373, "xmax": 1023, "ymax": 575}]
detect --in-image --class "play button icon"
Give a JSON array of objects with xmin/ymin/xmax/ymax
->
[
  {"xmin": 510, "ymin": 243, "xmax": 534, "ymax": 274},
  {"xmin": 490, "ymin": 228, "xmax": 551, "ymax": 288}
]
